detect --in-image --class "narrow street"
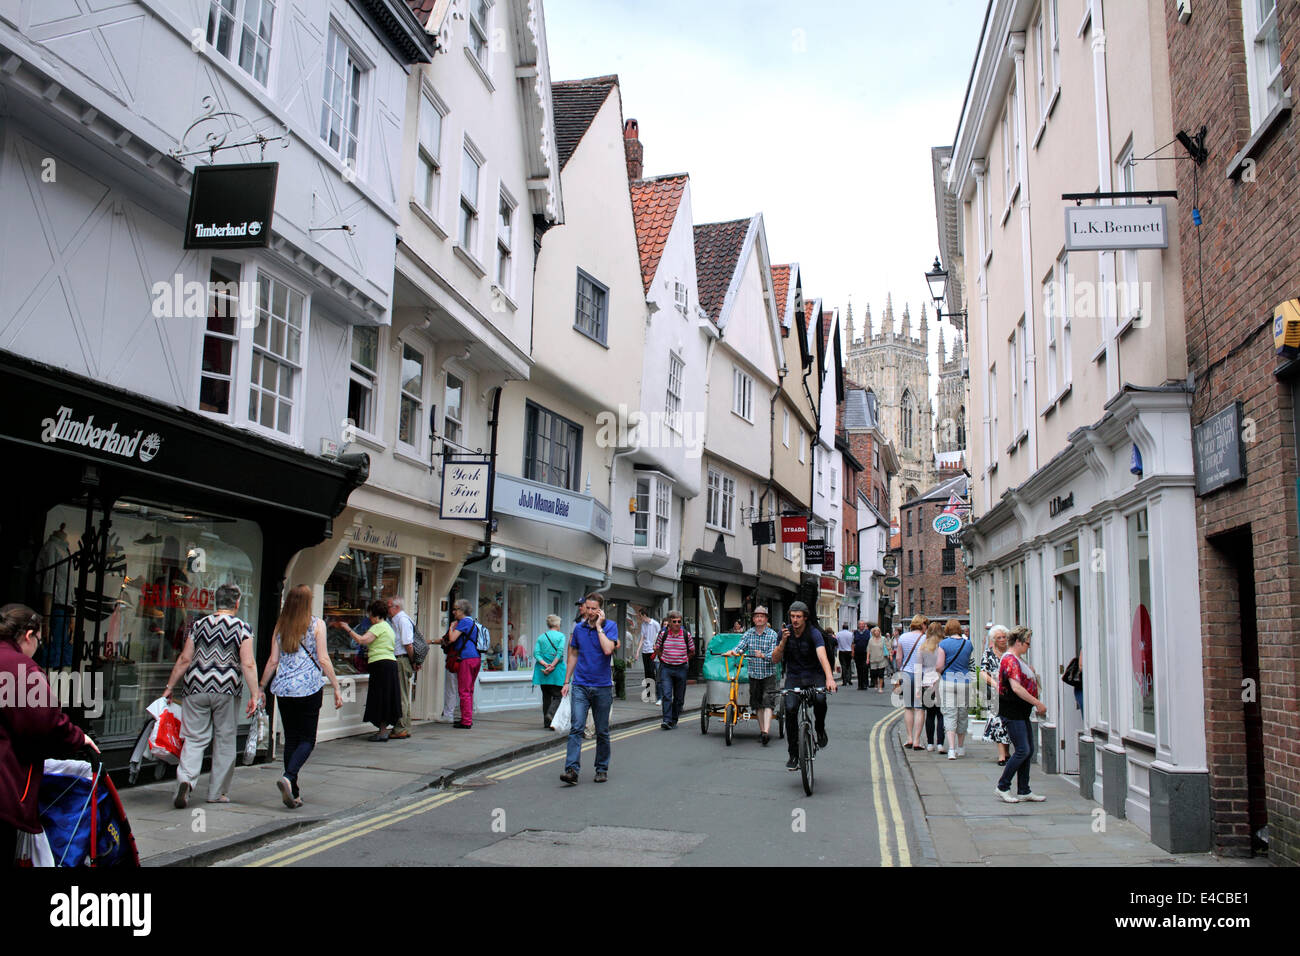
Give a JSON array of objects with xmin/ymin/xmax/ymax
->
[{"xmin": 226, "ymin": 689, "xmax": 919, "ymax": 867}]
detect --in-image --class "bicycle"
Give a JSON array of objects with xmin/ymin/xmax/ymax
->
[{"xmin": 786, "ymin": 686, "xmax": 827, "ymax": 796}]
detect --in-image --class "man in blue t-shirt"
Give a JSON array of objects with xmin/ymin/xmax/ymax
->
[
  {"xmin": 443, "ymin": 599, "xmax": 481, "ymax": 729},
  {"xmin": 560, "ymin": 593, "xmax": 619, "ymax": 785}
]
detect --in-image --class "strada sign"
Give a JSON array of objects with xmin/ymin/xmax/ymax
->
[{"xmin": 1064, "ymin": 204, "xmax": 1168, "ymax": 251}]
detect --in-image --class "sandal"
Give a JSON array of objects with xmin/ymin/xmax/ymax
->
[{"xmin": 206, "ymin": 795, "xmax": 231, "ymax": 804}]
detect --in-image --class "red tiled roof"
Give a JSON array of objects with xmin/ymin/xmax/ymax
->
[
  {"xmin": 693, "ymin": 218, "xmax": 751, "ymax": 323},
  {"xmin": 405, "ymin": 0, "xmax": 436, "ymax": 24},
  {"xmin": 552, "ymin": 75, "xmax": 619, "ymax": 170},
  {"xmin": 630, "ymin": 174, "xmax": 688, "ymax": 293},
  {"xmin": 771, "ymin": 264, "xmax": 791, "ymax": 323}
]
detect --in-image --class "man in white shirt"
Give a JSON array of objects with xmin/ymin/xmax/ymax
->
[
  {"xmin": 835, "ymin": 625, "xmax": 855, "ymax": 686},
  {"xmin": 637, "ymin": 607, "xmax": 661, "ymax": 705},
  {"xmin": 388, "ymin": 597, "xmax": 416, "ymax": 739}
]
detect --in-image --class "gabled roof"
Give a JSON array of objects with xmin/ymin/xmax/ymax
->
[
  {"xmin": 905, "ymin": 473, "xmax": 969, "ymax": 507},
  {"xmin": 552, "ymin": 75, "xmax": 618, "ymax": 170},
  {"xmin": 843, "ymin": 387, "xmax": 878, "ymax": 431},
  {"xmin": 693, "ymin": 217, "xmax": 751, "ymax": 323},
  {"xmin": 630, "ymin": 174, "xmax": 688, "ymax": 293},
  {"xmin": 771, "ymin": 264, "xmax": 792, "ymax": 322}
]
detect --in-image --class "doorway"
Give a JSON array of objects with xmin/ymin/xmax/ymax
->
[{"xmin": 1055, "ymin": 568, "xmax": 1082, "ymax": 774}]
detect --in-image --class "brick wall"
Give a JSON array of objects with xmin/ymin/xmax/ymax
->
[
  {"xmin": 1165, "ymin": 0, "xmax": 1300, "ymax": 865},
  {"xmin": 898, "ymin": 497, "xmax": 969, "ymax": 620}
]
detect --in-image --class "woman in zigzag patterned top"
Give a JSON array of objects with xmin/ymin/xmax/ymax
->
[{"xmin": 164, "ymin": 583, "xmax": 261, "ymax": 808}]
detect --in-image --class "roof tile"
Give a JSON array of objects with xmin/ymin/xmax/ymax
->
[
  {"xmin": 693, "ymin": 218, "xmax": 751, "ymax": 323},
  {"xmin": 630, "ymin": 174, "xmax": 688, "ymax": 292},
  {"xmin": 771, "ymin": 264, "xmax": 791, "ymax": 322},
  {"xmin": 552, "ymin": 75, "xmax": 619, "ymax": 170}
]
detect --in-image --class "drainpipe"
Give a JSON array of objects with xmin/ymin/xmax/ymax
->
[
  {"xmin": 756, "ymin": 364, "xmax": 788, "ymax": 602},
  {"xmin": 596, "ymin": 446, "xmax": 637, "ymax": 594},
  {"xmin": 801, "ymin": 355, "xmax": 820, "ymax": 606},
  {"xmin": 459, "ymin": 385, "xmax": 503, "ymax": 569}
]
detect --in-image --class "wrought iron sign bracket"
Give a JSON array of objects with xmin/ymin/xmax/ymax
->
[{"xmin": 171, "ymin": 96, "xmax": 290, "ymax": 164}]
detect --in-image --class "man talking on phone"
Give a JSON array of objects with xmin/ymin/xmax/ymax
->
[
  {"xmin": 560, "ymin": 593, "xmax": 619, "ymax": 785},
  {"xmin": 772, "ymin": 601, "xmax": 837, "ymax": 771}
]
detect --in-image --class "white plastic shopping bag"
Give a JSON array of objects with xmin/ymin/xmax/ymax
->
[
  {"xmin": 14, "ymin": 829, "xmax": 54, "ymax": 867},
  {"xmin": 145, "ymin": 697, "xmax": 183, "ymax": 764},
  {"xmin": 550, "ymin": 693, "xmax": 572, "ymax": 734},
  {"xmin": 242, "ymin": 702, "xmax": 268, "ymax": 765}
]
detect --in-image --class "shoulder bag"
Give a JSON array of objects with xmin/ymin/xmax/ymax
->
[{"xmin": 892, "ymin": 633, "xmax": 923, "ymax": 689}]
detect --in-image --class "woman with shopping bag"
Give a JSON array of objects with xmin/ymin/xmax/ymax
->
[
  {"xmin": 533, "ymin": 615, "xmax": 567, "ymax": 730},
  {"xmin": 163, "ymin": 583, "xmax": 261, "ymax": 808},
  {"xmin": 0, "ymin": 603, "xmax": 99, "ymax": 865}
]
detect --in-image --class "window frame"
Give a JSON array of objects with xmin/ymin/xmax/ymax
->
[
  {"xmin": 495, "ymin": 186, "xmax": 517, "ymax": 295},
  {"xmin": 319, "ymin": 22, "xmax": 369, "ymax": 171},
  {"xmin": 458, "ymin": 138, "xmax": 484, "ymax": 255},
  {"xmin": 396, "ymin": 339, "xmax": 428, "ymax": 456},
  {"xmin": 574, "ymin": 268, "xmax": 610, "ymax": 346},
  {"xmin": 732, "ymin": 365, "xmax": 754, "ymax": 422},
  {"xmin": 347, "ymin": 324, "xmax": 381, "ymax": 440},
  {"xmin": 443, "ymin": 371, "xmax": 465, "ymax": 448},
  {"xmin": 199, "ymin": 256, "xmax": 243, "ymax": 420},
  {"xmin": 1242, "ymin": 0, "xmax": 1284, "ymax": 130},
  {"xmin": 205, "ymin": 0, "xmax": 278, "ymax": 88},
  {"xmin": 523, "ymin": 401, "xmax": 583, "ymax": 492},
  {"xmin": 243, "ymin": 266, "xmax": 308, "ymax": 443},
  {"xmin": 467, "ymin": 0, "xmax": 493, "ymax": 74},
  {"xmin": 666, "ymin": 352, "xmax": 684, "ymax": 432},
  {"xmin": 1116, "ymin": 142, "xmax": 1140, "ymax": 323},
  {"xmin": 415, "ymin": 84, "xmax": 447, "ymax": 217},
  {"xmin": 705, "ymin": 465, "xmax": 736, "ymax": 534}
]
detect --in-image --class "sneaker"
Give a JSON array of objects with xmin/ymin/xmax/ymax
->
[
  {"xmin": 938, "ymin": 745, "xmax": 947, "ymax": 753},
  {"xmin": 661, "ymin": 723, "xmax": 671, "ymax": 730},
  {"xmin": 594, "ymin": 771, "xmax": 608, "ymax": 783},
  {"xmin": 655, "ymin": 699, "xmax": 662, "ymax": 706},
  {"xmin": 277, "ymin": 777, "xmax": 296, "ymax": 809},
  {"xmin": 560, "ymin": 769, "xmax": 578, "ymax": 786},
  {"xmin": 957, "ymin": 747, "xmax": 966, "ymax": 756},
  {"xmin": 947, "ymin": 750, "xmax": 957, "ymax": 760},
  {"xmin": 926, "ymin": 744, "xmax": 934, "ymax": 752},
  {"xmin": 761, "ymin": 732, "xmax": 770, "ymax": 746},
  {"xmin": 453, "ymin": 722, "xmax": 472, "ymax": 730},
  {"xmin": 1020, "ymin": 792, "xmax": 1047, "ymax": 802},
  {"xmin": 817, "ymin": 731, "xmax": 829, "ymax": 749},
  {"xmin": 786, "ymin": 757, "xmax": 799, "ymax": 771},
  {"xmin": 996, "ymin": 788, "xmax": 1020, "ymax": 804},
  {"xmin": 173, "ymin": 781, "xmax": 191, "ymax": 809}
]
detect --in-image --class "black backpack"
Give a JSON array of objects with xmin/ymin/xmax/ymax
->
[{"xmin": 410, "ymin": 620, "xmax": 430, "ymax": 667}]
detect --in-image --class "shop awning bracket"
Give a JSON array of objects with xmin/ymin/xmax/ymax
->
[{"xmin": 170, "ymin": 96, "xmax": 290, "ymax": 164}]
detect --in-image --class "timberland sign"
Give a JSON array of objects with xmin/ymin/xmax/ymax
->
[
  {"xmin": 1064, "ymin": 204, "xmax": 1168, "ymax": 251},
  {"xmin": 183, "ymin": 162, "xmax": 278, "ymax": 249}
]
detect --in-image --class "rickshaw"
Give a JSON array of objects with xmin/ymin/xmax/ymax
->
[{"xmin": 699, "ymin": 633, "xmax": 784, "ymax": 745}]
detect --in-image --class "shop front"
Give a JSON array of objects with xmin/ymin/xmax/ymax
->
[
  {"xmin": 2, "ymin": 352, "xmax": 366, "ymax": 770},
  {"xmin": 682, "ymin": 545, "xmax": 754, "ymax": 676},
  {"xmin": 962, "ymin": 388, "xmax": 1207, "ymax": 851}
]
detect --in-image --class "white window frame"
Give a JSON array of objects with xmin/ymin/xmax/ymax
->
[
  {"xmin": 320, "ymin": 23, "xmax": 368, "ymax": 171},
  {"xmin": 396, "ymin": 339, "xmax": 427, "ymax": 457},
  {"xmin": 989, "ymin": 364, "xmax": 999, "ymax": 465},
  {"xmin": 816, "ymin": 445, "xmax": 825, "ymax": 497},
  {"xmin": 666, "ymin": 353, "xmax": 684, "ymax": 432},
  {"xmin": 466, "ymin": 0, "xmax": 492, "ymax": 75},
  {"xmin": 1058, "ymin": 253, "xmax": 1072, "ymax": 389},
  {"xmin": 732, "ymin": 366, "xmax": 754, "ymax": 422},
  {"xmin": 782, "ymin": 499, "xmax": 795, "ymax": 561},
  {"xmin": 1116, "ymin": 142, "xmax": 1140, "ymax": 324},
  {"xmin": 244, "ymin": 266, "xmax": 309, "ymax": 443},
  {"xmin": 706, "ymin": 466, "xmax": 736, "ymax": 533},
  {"xmin": 1242, "ymin": 0, "xmax": 1283, "ymax": 130},
  {"xmin": 674, "ymin": 280, "xmax": 688, "ymax": 313},
  {"xmin": 1018, "ymin": 317, "xmax": 1029, "ymax": 431},
  {"xmin": 634, "ymin": 473, "xmax": 672, "ymax": 553},
  {"xmin": 1049, "ymin": 0, "xmax": 1060, "ymax": 90},
  {"xmin": 798, "ymin": 428, "xmax": 806, "ymax": 464},
  {"xmin": 1043, "ymin": 271, "xmax": 1058, "ymax": 400},
  {"xmin": 783, "ymin": 408, "xmax": 790, "ymax": 447},
  {"xmin": 495, "ymin": 186, "xmax": 516, "ymax": 296},
  {"xmin": 1034, "ymin": 12, "xmax": 1048, "ymax": 123},
  {"xmin": 347, "ymin": 324, "xmax": 381, "ymax": 440},
  {"xmin": 443, "ymin": 371, "xmax": 464, "ymax": 448},
  {"xmin": 655, "ymin": 479, "xmax": 671, "ymax": 552},
  {"xmin": 458, "ymin": 138, "xmax": 484, "ymax": 255},
  {"xmin": 1008, "ymin": 332, "xmax": 1020, "ymax": 439},
  {"xmin": 205, "ymin": 0, "xmax": 277, "ymax": 88},
  {"xmin": 415, "ymin": 85, "xmax": 446, "ymax": 217},
  {"xmin": 199, "ymin": 257, "xmax": 243, "ymax": 420}
]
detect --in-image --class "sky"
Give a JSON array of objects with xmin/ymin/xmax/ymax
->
[{"xmin": 544, "ymin": 0, "xmax": 990, "ymax": 390}]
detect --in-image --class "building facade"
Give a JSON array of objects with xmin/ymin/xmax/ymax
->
[
  {"xmin": 1164, "ymin": 0, "xmax": 1300, "ymax": 864},
  {"xmin": 898, "ymin": 475, "xmax": 970, "ymax": 624}
]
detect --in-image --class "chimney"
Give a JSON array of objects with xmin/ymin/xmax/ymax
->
[{"xmin": 624, "ymin": 118, "xmax": 643, "ymax": 181}]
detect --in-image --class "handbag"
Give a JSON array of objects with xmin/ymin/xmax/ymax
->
[{"xmin": 1063, "ymin": 657, "xmax": 1083, "ymax": 689}]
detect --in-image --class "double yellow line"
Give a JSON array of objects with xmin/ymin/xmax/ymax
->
[
  {"xmin": 247, "ymin": 721, "xmax": 662, "ymax": 867},
  {"xmin": 869, "ymin": 709, "xmax": 910, "ymax": 866}
]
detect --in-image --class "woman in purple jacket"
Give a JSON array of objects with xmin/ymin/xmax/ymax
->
[{"xmin": 0, "ymin": 603, "xmax": 98, "ymax": 864}]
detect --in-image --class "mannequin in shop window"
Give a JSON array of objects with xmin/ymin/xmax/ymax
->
[{"xmin": 38, "ymin": 524, "xmax": 71, "ymax": 669}]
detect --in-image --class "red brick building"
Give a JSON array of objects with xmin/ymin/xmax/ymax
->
[
  {"xmin": 898, "ymin": 474, "xmax": 970, "ymax": 624},
  {"xmin": 1165, "ymin": 1, "xmax": 1300, "ymax": 864}
]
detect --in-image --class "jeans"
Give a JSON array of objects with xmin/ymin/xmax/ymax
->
[
  {"xmin": 997, "ymin": 717, "xmax": 1036, "ymax": 795},
  {"xmin": 658, "ymin": 662, "xmax": 688, "ymax": 725},
  {"xmin": 924, "ymin": 704, "xmax": 945, "ymax": 745},
  {"xmin": 278, "ymin": 690, "xmax": 322, "ymax": 797},
  {"xmin": 641, "ymin": 652, "xmax": 657, "ymax": 684},
  {"xmin": 565, "ymin": 684, "xmax": 613, "ymax": 773},
  {"xmin": 839, "ymin": 650, "xmax": 854, "ymax": 684},
  {"xmin": 177, "ymin": 691, "xmax": 238, "ymax": 801},
  {"xmin": 784, "ymin": 688, "xmax": 827, "ymax": 759},
  {"xmin": 539, "ymin": 684, "xmax": 563, "ymax": 726},
  {"xmin": 457, "ymin": 658, "xmax": 481, "ymax": 725},
  {"xmin": 1074, "ymin": 685, "xmax": 1084, "ymax": 713},
  {"xmin": 853, "ymin": 648, "xmax": 868, "ymax": 687}
]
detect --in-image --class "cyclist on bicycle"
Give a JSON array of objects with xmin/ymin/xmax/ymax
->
[{"xmin": 771, "ymin": 601, "xmax": 837, "ymax": 771}]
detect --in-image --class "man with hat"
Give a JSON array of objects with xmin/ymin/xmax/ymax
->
[
  {"xmin": 772, "ymin": 601, "xmax": 837, "ymax": 771},
  {"xmin": 723, "ymin": 606, "xmax": 780, "ymax": 745}
]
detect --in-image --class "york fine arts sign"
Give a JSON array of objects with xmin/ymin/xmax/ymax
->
[
  {"xmin": 1193, "ymin": 402, "xmax": 1247, "ymax": 497},
  {"xmin": 439, "ymin": 460, "xmax": 491, "ymax": 521}
]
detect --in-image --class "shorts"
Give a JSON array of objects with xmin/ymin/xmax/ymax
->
[{"xmin": 749, "ymin": 675, "xmax": 777, "ymax": 709}]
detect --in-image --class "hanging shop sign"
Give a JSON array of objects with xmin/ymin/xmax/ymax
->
[
  {"xmin": 802, "ymin": 541, "xmax": 825, "ymax": 565},
  {"xmin": 883, "ymin": 576, "xmax": 901, "ymax": 589},
  {"xmin": 882, "ymin": 553, "xmax": 897, "ymax": 572},
  {"xmin": 751, "ymin": 520, "xmax": 776, "ymax": 546},
  {"xmin": 1192, "ymin": 401, "xmax": 1246, "ymax": 497},
  {"xmin": 183, "ymin": 162, "xmax": 278, "ymax": 249},
  {"xmin": 1064, "ymin": 203, "xmax": 1168, "ymax": 251},
  {"xmin": 1274, "ymin": 299, "xmax": 1300, "ymax": 358},
  {"xmin": 844, "ymin": 562, "xmax": 860, "ymax": 582},
  {"xmin": 822, "ymin": 550, "xmax": 836, "ymax": 571},
  {"xmin": 439, "ymin": 459, "xmax": 492, "ymax": 520},
  {"xmin": 932, "ymin": 513, "xmax": 962, "ymax": 535},
  {"xmin": 781, "ymin": 516, "xmax": 808, "ymax": 543}
]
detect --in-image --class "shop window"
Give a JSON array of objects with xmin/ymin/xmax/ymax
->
[
  {"xmin": 38, "ymin": 499, "xmax": 261, "ymax": 742},
  {"xmin": 323, "ymin": 546, "xmax": 401, "ymax": 675},
  {"xmin": 1127, "ymin": 508, "xmax": 1154, "ymax": 735},
  {"xmin": 524, "ymin": 401, "xmax": 582, "ymax": 491},
  {"xmin": 348, "ymin": 325, "xmax": 379, "ymax": 436},
  {"xmin": 1093, "ymin": 523, "xmax": 1109, "ymax": 724},
  {"xmin": 477, "ymin": 576, "xmax": 536, "ymax": 673}
]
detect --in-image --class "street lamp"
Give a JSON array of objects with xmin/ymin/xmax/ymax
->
[{"xmin": 925, "ymin": 255, "xmax": 968, "ymax": 329}]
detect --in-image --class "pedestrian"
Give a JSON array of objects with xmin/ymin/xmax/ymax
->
[
  {"xmin": 772, "ymin": 601, "xmax": 837, "ymax": 771},
  {"xmin": 867, "ymin": 626, "xmax": 887, "ymax": 692},
  {"xmin": 936, "ymin": 618, "xmax": 974, "ymax": 760},
  {"xmin": 438, "ymin": 624, "xmax": 461, "ymax": 724},
  {"xmin": 533, "ymin": 614, "xmax": 567, "ymax": 730},
  {"xmin": 852, "ymin": 620, "xmax": 871, "ymax": 691},
  {"xmin": 444, "ymin": 599, "xmax": 482, "ymax": 729},
  {"xmin": 980, "ymin": 625, "xmax": 1012, "ymax": 764},
  {"xmin": 919, "ymin": 621, "xmax": 946, "ymax": 751},
  {"xmin": 895, "ymin": 615, "xmax": 928, "ymax": 749},
  {"xmin": 332, "ymin": 600, "xmax": 401, "ymax": 741},
  {"xmin": 387, "ymin": 597, "xmax": 416, "ymax": 740},
  {"xmin": 723, "ymin": 606, "xmax": 779, "ymax": 745},
  {"xmin": 653, "ymin": 609, "xmax": 695, "ymax": 729},
  {"xmin": 163, "ymin": 583, "xmax": 260, "ymax": 806},
  {"xmin": 636, "ymin": 607, "xmax": 661, "ymax": 705},
  {"xmin": 1, "ymin": 603, "xmax": 100, "ymax": 863},
  {"xmin": 257, "ymin": 585, "xmax": 343, "ymax": 808},
  {"xmin": 995, "ymin": 626, "xmax": 1047, "ymax": 803},
  {"xmin": 560, "ymin": 593, "xmax": 619, "ymax": 785},
  {"xmin": 835, "ymin": 623, "xmax": 855, "ymax": 685}
]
